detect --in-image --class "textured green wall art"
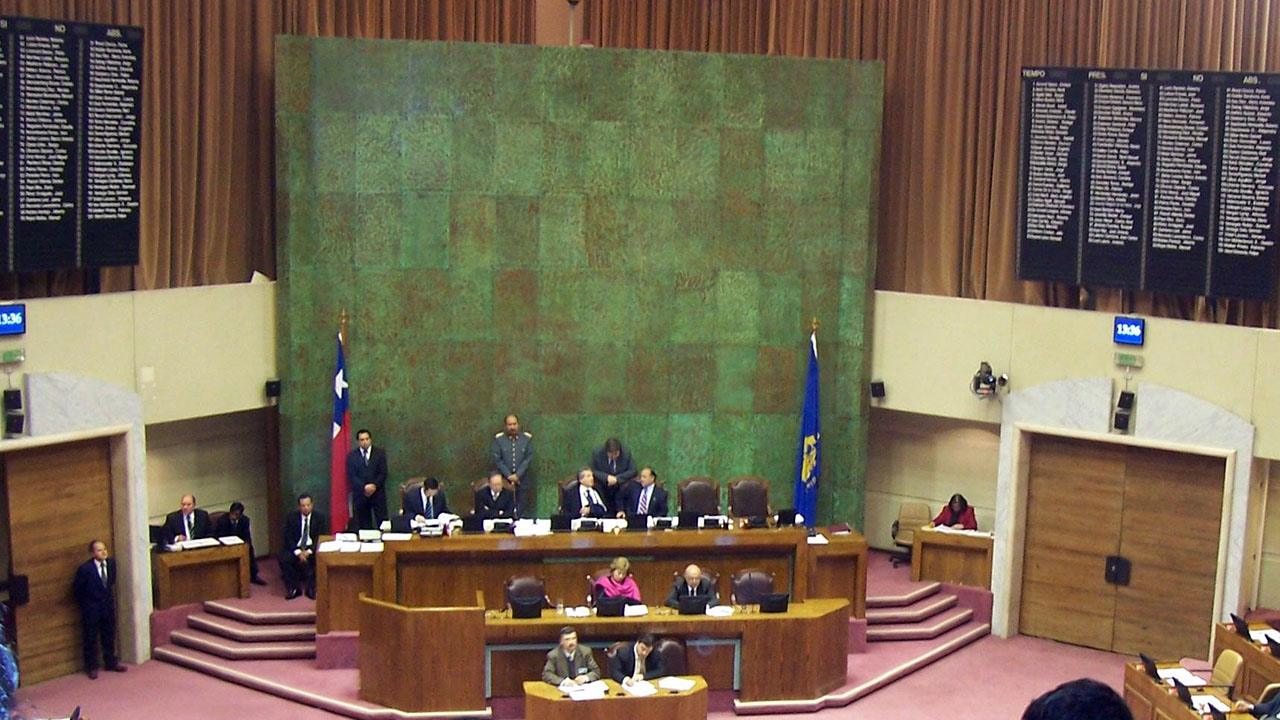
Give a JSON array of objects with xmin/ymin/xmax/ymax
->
[{"xmin": 275, "ymin": 37, "xmax": 881, "ymax": 527}]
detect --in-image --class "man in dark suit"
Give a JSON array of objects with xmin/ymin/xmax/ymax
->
[
  {"xmin": 72, "ymin": 540, "xmax": 128, "ymax": 679},
  {"xmin": 664, "ymin": 563, "xmax": 720, "ymax": 608},
  {"xmin": 214, "ymin": 501, "xmax": 266, "ymax": 585},
  {"xmin": 403, "ymin": 477, "xmax": 449, "ymax": 521},
  {"xmin": 615, "ymin": 467, "xmax": 669, "ymax": 518},
  {"xmin": 590, "ymin": 437, "xmax": 636, "ymax": 513},
  {"xmin": 562, "ymin": 468, "xmax": 607, "ymax": 518},
  {"xmin": 542, "ymin": 626, "xmax": 601, "ymax": 686},
  {"xmin": 475, "ymin": 472, "xmax": 516, "ymax": 519},
  {"xmin": 279, "ymin": 493, "xmax": 325, "ymax": 600},
  {"xmin": 609, "ymin": 633, "xmax": 665, "ymax": 686},
  {"xmin": 161, "ymin": 494, "xmax": 212, "ymax": 545},
  {"xmin": 346, "ymin": 428, "xmax": 388, "ymax": 530}
]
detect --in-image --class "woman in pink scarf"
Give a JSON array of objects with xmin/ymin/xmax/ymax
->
[{"xmin": 594, "ymin": 556, "xmax": 642, "ymax": 605}]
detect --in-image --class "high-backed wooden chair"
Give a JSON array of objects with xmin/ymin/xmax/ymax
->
[
  {"xmin": 730, "ymin": 568, "xmax": 775, "ymax": 605},
  {"xmin": 727, "ymin": 476, "xmax": 770, "ymax": 518},
  {"xmin": 678, "ymin": 477, "xmax": 720, "ymax": 515},
  {"xmin": 399, "ymin": 477, "xmax": 426, "ymax": 513},
  {"xmin": 208, "ymin": 510, "xmax": 227, "ymax": 531},
  {"xmin": 558, "ymin": 475, "xmax": 579, "ymax": 515},
  {"xmin": 504, "ymin": 575, "xmax": 551, "ymax": 610}
]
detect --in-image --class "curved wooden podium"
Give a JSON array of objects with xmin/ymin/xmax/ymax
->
[{"xmin": 358, "ymin": 592, "xmax": 487, "ymax": 713}]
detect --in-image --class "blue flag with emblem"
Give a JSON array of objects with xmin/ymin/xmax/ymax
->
[{"xmin": 793, "ymin": 332, "xmax": 820, "ymax": 527}]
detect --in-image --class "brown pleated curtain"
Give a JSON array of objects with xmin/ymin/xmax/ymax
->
[
  {"xmin": 3, "ymin": 1, "xmax": 1279, "ymax": 326},
  {"xmin": 0, "ymin": 0, "xmax": 533, "ymax": 298},
  {"xmin": 586, "ymin": 0, "xmax": 1280, "ymax": 327}
]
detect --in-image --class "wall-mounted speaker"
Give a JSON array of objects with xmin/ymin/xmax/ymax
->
[
  {"xmin": 869, "ymin": 381, "xmax": 886, "ymax": 399},
  {"xmin": 265, "ymin": 379, "xmax": 281, "ymax": 398},
  {"xmin": 1113, "ymin": 411, "xmax": 1131, "ymax": 433},
  {"xmin": 1117, "ymin": 391, "xmax": 1135, "ymax": 410},
  {"xmin": 4, "ymin": 411, "xmax": 23, "ymax": 438},
  {"xmin": 3, "ymin": 388, "xmax": 21, "ymax": 411}
]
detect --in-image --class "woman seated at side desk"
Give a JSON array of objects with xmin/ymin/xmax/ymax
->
[
  {"xmin": 933, "ymin": 494, "xmax": 977, "ymax": 530},
  {"xmin": 594, "ymin": 556, "xmax": 642, "ymax": 605}
]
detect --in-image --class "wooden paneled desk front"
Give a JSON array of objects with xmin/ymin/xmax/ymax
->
[
  {"xmin": 1122, "ymin": 661, "xmax": 1249, "ymax": 720},
  {"xmin": 152, "ymin": 544, "xmax": 249, "ymax": 610},
  {"xmin": 910, "ymin": 527, "xmax": 993, "ymax": 589},
  {"xmin": 1214, "ymin": 622, "xmax": 1280, "ymax": 703},
  {"xmin": 523, "ymin": 676, "xmax": 708, "ymax": 720}
]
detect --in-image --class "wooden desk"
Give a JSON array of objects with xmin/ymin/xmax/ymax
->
[
  {"xmin": 317, "ymin": 527, "xmax": 867, "ymax": 633},
  {"xmin": 911, "ymin": 528, "xmax": 993, "ymax": 589},
  {"xmin": 1122, "ymin": 661, "xmax": 1248, "ymax": 720},
  {"xmin": 485, "ymin": 598, "xmax": 849, "ymax": 703},
  {"xmin": 1214, "ymin": 622, "xmax": 1280, "ymax": 703},
  {"xmin": 152, "ymin": 544, "xmax": 249, "ymax": 610},
  {"xmin": 523, "ymin": 677, "xmax": 708, "ymax": 720}
]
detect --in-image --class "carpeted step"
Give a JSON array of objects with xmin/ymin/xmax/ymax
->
[
  {"xmin": 866, "ymin": 606, "xmax": 973, "ymax": 641},
  {"xmin": 866, "ymin": 581, "xmax": 942, "ymax": 609},
  {"xmin": 866, "ymin": 593, "xmax": 956, "ymax": 625},
  {"xmin": 170, "ymin": 628, "xmax": 315, "ymax": 660},
  {"xmin": 188, "ymin": 612, "xmax": 315, "ymax": 642},
  {"xmin": 204, "ymin": 599, "xmax": 316, "ymax": 626}
]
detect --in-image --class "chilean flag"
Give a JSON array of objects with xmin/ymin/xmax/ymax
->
[{"xmin": 330, "ymin": 332, "xmax": 351, "ymax": 533}]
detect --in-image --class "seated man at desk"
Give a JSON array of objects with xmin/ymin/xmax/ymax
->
[
  {"xmin": 542, "ymin": 626, "xmax": 601, "ymax": 686},
  {"xmin": 214, "ymin": 501, "xmax": 266, "ymax": 586},
  {"xmin": 162, "ymin": 494, "xmax": 212, "ymax": 545},
  {"xmin": 615, "ymin": 467, "xmax": 668, "ymax": 519},
  {"xmin": 279, "ymin": 493, "xmax": 325, "ymax": 600},
  {"xmin": 609, "ymin": 633, "xmax": 665, "ymax": 686},
  {"xmin": 1236, "ymin": 693, "xmax": 1280, "ymax": 718},
  {"xmin": 562, "ymin": 468, "xmax": 607, "ymax": 518},
  {"xmin": 403, "ymin": 476, "xmax": 449, "ymax": 521},
  {"xmin": 664, "ymin": 564, "xmax": 719, "ymax": 608},
  {"xmin": 475, "ymin": 472, "xmax": 516, "ymax": 519}
]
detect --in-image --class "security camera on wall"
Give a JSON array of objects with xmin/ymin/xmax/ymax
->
[{"xmin": 972, "ymin": 361, "xmax": 1008, "ymax": 399}]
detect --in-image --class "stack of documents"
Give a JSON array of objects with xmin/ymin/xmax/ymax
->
[
  {"xmin": 217, "ymin": 535, "xmax": 245, "ymax": 545},
  {"xmin": 1250, "ymin": 628, "xmax": 1280, "ymax": 644},
  {"xmin": 379, "ymin": 532, "xmax": 413, "ymax": 542},
  {"xmin": 621, "ymin": 680, "xmax": 656, "ymax": 697},
  {"xmin": 1190, "ymin": 694, "xmax": 1230, "ymax": 714},
  {"xmin": 657, "ymin": 676, "xmax": 696, "ymax": 692},
  {"xmin": 623, "ymin": 604, "xmax": 649, "ymax": 617},
  {"xmin": 559, "ymin": 679, "xmax": 608, "ymax": 700},
  {"xmin": 357, "ymin": 529, "xmax": 381, "ymax": 541},
  {"xmin": 359, "ymin": 541, "xmax": 384, "ymax": 553},
  {"xmin": 707, "ymin": 605, "xmax": 735, "ymax": 617},
  {"xmin": 1156, "ymin": 667, "xmax": 1206, "ymax": 687}
]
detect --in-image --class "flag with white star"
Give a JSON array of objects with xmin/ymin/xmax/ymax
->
[{"xmin": 330, "ymin": 332, "xmax": 351, "ymax": 532}]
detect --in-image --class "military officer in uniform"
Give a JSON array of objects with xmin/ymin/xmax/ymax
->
[{"xmin": 490, "ymin": 413, "xmax": 533, "ymax": 516}]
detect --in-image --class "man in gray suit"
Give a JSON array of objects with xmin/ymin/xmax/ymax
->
[
  {"xmin": 490, "ymin": 414, "xmax": 533, "ymax": 514},
  {"xmin": 542, "ymin": 626, "xmax": 600, "ymax": 686}
]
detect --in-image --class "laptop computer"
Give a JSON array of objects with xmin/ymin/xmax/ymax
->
[
  {"xmin": 759, "ymin": 592, "xmax": 790, "ymax": 613},
  {"xmin": 742, "ymin": 515, "xmax": 769, "ymax": 529},
  {"xmin": 578, "ymin": 519, "xmax": 600, "ymax": 532},
  {"xmin": 652, "ymin": 516, "xmax": 676, "ymax": 530},
  {"xmin": 1209, "ymin": 707, "xmax": 1227, "ymax": 720},
  {"xmin": 1138, "ymin": 652, "xmax": 1159, "ymax": 679},
  {"xmin": 148, "ymin": 525, "xmax": 165, "ymax": 546},
  {"xmin": 678, "ymin": 594, "xmax": 709, "ymax": 615},
  {"xmin": 491, "ymin": 518, "xmax": 515, "ymax": 534},
  {"xmin": 388, "ymin": 515, "xmax": 413, "ymax": 533},
  {"xmin": 1267, "ymin": 635, "xmax": 1280, "ymax": 658},
  {"xmin": 461, "ymin": 515, "xmax": 485, "ymax": 534},
  {"xmin": 625, "ymin": 514, "xmax": 648, "ymax": 532},
  {"xmin": 1230, "ymin": 612, "xmax": 1252, "ymax": 638},
  {"xmin": 596, "ymin": 596, "xmax": 626, "ymax": 617},
  {"xmin": 775, "ymin": 509, "xmax": 798, "ymax": 527},
  {"xmin": 1172, "ymin": 678, "xmax": 1193, "ymax": 707},
  {"xmin": 550, "ymin": 515, "xmax": 572, "ymax": 532},
  {"xmin": 510, "ymin": 596, "xmax": 544, "ymax": 619},
  {"xmin": 677, "ymin": 511, "xmax": 700, "ymax": 530}
]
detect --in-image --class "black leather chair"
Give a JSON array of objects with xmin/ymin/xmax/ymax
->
[
  {"xmin": 399, "ymin": 477, "xmax": 425, "ymax": 513},
  {"xmin": 728, "ymin": 476, "xmax": 770, "ymax": 518},
  {"xmin": 504, "ymin": 575, "xmax": 551, "ymax": 610},
  {"xmin": 678, "ymin": 477, "xmax": 720, "ymax": 515},
  {"xmin": 730, "ymin": 568, "xmax": 775, "ymax": 605},
  {"xmin": 654, "ymin": 637, "xmax": 686, "ymax": 675}
]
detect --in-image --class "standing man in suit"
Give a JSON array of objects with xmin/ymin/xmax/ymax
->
[
  {"xmin": 475, "ymin": 472, "xmax": 516, "ymax": 519},
  {"xmin": 214, "ymin": 501, "xmax": 266, "ymax": 586},
  {"xmin": 403, "ymin": 477, "xmax": 449, "ymax": 522},
  {"xmin": 562, "ymin": 468, "xmax": 607, "ymax": 518},
  {"xmin": 279, "ymin": 493, "xmax": 325, "ymax": 600},
  {"xmin": 72, "ymin": 540, "xmax": 128, "ymax": 679},
  {"xmin": 347, "ymin": 428, "xmax": 388, "ymax": 530},
  {"xmin": 490, "ymin": 414, "xmax": 533, "ymax": 516},
  {"xmin": 162, "ymin": 494, "xmax": 212, "ymax": 545},
  {"xmin": 542, "ymin": 626, "xmax": 601, "ymax": 686},
  {"xmin": 664, "ymin": 564, "xmax": 720, "ymax": 608},
  {"xmin": 590, "ymin": 437, "xmax": 636, "ymax": 514},
  {"xmin": 616, "ymin": 467, "xmax": 669, "ymax": 518},
  {"xmin": 609, "ymin": 633, "xmax": 665, "ymax": 686}
]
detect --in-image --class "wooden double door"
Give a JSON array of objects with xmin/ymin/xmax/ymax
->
[{"xmin": 1020, "ymin": 435, "xmax": 1224, "ymax": 659}]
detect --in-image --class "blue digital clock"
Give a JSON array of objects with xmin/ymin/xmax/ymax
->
[
  {"xmin": 0, "ymin": 304, "xmax": 27, "ymax": 336},
  {"xmin": 1113, "ymin": 316, "xmax": 1144, "ymax": 346}
]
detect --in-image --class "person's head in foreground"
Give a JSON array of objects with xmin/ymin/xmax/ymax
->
[{"xmin": 1021, "ymin": 678, "xmax": 1132, "ymax": 720}]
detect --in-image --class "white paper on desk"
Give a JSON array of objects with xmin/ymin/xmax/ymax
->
[
  {"xmin": 357, "ymin": 529, "xmax": 381, "ymax": 541},
  {"xmin": 658, "ymin": 676, "xmax": 696, "ymax": 692},
  {"xmin": 1191, "ymin": 695, "xmax": 1230, "ymax": 713},
  {"xmin": 380, "ymin": 532, "xmax": 413, "ymax": 542},
  {"xmin": 623, "ymin": 604, "xmax": 649, "ymax": 617},
  {"xmin": 338, "ymin": 542, "xmax": 361, "ymax": 553},
  {"xmin": 217, "ymin": 535, "xmax": 245, "ymax": 545},
  {"xmin": 567, "ymin": 681, "xmax": 608, "ymax": 701},
  {"xmin": 1250, "ymin": 629, "xmax": 1280, "ymax": 644},
  {"xmin": 514, "ymin": 519, "xmax": 551, "ymax": 537},
  {"xmin": 163, "ymin": 543, "xmax": 184, "ymax": 552},
  {"xmin": 601, "ymin": 519, "xmax": 627, "ymax": 533},
  {"xmin": 565, "ymin": 606, "xmax": 591, "ymax": 618},
  {"xmin": 807, "ymin": 534, "xmax": 830, "ymax": 545},
  {"xmin": 334, "ymin": 532, "xmax": 358, "ymax": 542},
  {"xmin": 697, "ymin": 515, "xmax": 730, "ymax": 529},
  {"xmin": 931, "ymin": 526, "xmax": 995, "ymax": 538},
  {"xmin": 359, "ymin": 541, "xmax": 384, "ymax": 553},
  {"xmin": 622, "ymin": 680, "xmax": 656, "ymax": 697},
  {"xmin": 378, "ymin": 520, "xmax": 391, "ymax": 532},
  {"xmin": 707, "ymin": 605, "xmax": 735, "ymax": 617},
  {"xmin": 317, "ymin": 540, "xmax": 343, "ymax": 553},
  {"xmin": 181, "ymin": 537, "xmax": 221, "ymax": 549},
  {"xmin": 1157, "ymin": 668, "xmax": 1206, "ymax": 686}
]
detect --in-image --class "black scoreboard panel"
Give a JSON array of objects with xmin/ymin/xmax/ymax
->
[
  {"xmin": 0, "ymin": 17, "xmax": 142, "ymax": 272},
  {"xmin": 1017, "ymin": 67, "xmax": 1280, "ymax": 301}
]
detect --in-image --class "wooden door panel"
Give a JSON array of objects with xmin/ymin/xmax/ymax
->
[{"xmin": 1020, "ymin": 435, "xmax": 1125, "ymax": 650}]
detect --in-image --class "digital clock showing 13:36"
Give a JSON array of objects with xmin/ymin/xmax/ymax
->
[{"xmin": 0, "ymin": 304, "xmax": 26, "ymax": 336}]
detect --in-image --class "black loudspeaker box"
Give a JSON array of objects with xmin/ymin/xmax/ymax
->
[
  {"xmin": 4, "ymin": 412, "xmax": 23, "ymax": 436},
  {"xmin": 869, "ymin": 381, "xmax": 886, "ymax": 399},
  {"xmin": 2, "ymin": 389, "xmax": 20, "ymax": 410},
  {"xmin": 265, "ymin": 379, "xmax": 282, "ymax": 398}
]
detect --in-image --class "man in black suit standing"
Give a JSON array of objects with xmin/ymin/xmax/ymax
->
[
  {"xmin": 346, "ymin": 428, "xmax": 388, "ymax": 530},
  {"xmin": 664, "ymin": 564, "xmax": 720, "ymax": 608},
  {"xmin": 474, "ymin": 472, "xmax": 516, "ymax": 519},
  {"xmin": 590, "ymin": 437, "xmax": 637, "ymax": 514},
  {"xmin": 161, "ymin": 494, "xmax": 212, "ymax": 545},
  {"xmin": 279, "ymin": 493, "xmax": 325, "ymax": 600},
  {"xmin": 562, "ymin": 469, "xmax": 608, "ymax": 518},
  {"xmin": 608, "ymin": 633, "xmax": 665, "ymax": 686},
  {"xmin": 615, "ymin": 467, "xmax": 669, "ymax": 519},
  {"xmin": 402, "ymin": 477, "xmax": 449, "ymax": 522},
  {"xmin": 72, "ymin": 540, "xmax": 128, "ymax": 679},
  {"xmin": 214, "ymin": 502, "xmax": 266, "ymax": 586}
]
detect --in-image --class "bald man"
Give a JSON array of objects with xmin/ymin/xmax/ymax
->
[
  {"xmin": 664, "ymin": 564, "xmax": 720, "ymax": 608},
  {"xmin": 161, "ymin": 494, "xmax": 212, "ymax": 545}
]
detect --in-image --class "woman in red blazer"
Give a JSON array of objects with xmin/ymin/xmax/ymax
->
[{"xmin": 933, "ymin": 493, "xmax": 977, "ymax": 530}]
